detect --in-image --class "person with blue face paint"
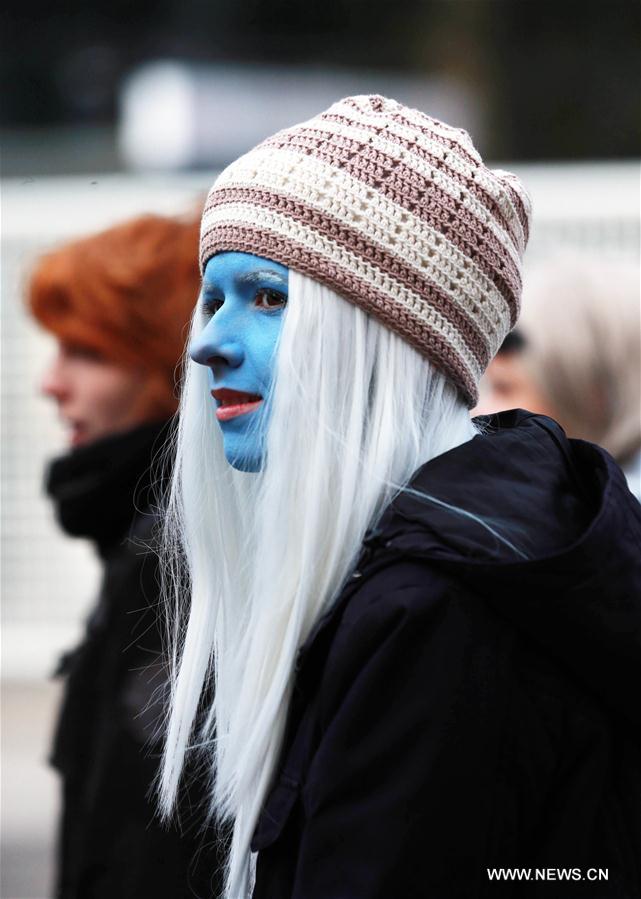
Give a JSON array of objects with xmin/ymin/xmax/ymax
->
[
  {"xmin": 190, "ymin": 252, "xmax": 288, "ymax": 472},
  {"xmin": 162, "ymin": 97, "xmax": 641, "ymax": 899}
]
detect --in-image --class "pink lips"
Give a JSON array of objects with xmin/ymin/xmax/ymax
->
[{"xmin": 212, "ymin": 388, "xmax": 263, "ymax": 421}]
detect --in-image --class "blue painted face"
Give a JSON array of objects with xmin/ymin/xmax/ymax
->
[{"xmin": 190, "ymin": 251, "xmax": 289, "ymax": 472}]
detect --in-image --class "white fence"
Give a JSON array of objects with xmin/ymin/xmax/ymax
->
[{"xmin": 2, "ymin": 163, "xmax": 639, "ymax": 680}]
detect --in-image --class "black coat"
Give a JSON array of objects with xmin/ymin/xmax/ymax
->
[
  {"xmin": 251, "ymin": 410, "xmax": 641, "ymax": 899},
  {"xmin": 47, "ymin": 421, "xmax": 221, "ymax": 899}
]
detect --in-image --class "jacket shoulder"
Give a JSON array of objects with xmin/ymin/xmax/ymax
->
[
  {"xmin": 339, "ymin": 555, "xmax": 495, "ymax": 645},
  {"xmin": 317, "ymin": 557, "xmax": 509, "ymax": 730}
]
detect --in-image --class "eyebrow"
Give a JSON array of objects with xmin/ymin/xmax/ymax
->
[{"xmin": 237, "ymin": 269, "xmax": 288, "ymax": 288}]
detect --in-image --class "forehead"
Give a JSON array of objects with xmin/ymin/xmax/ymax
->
[{"xmin": 203, "ymin": 251, "xmax": 289, "ymax": 287}]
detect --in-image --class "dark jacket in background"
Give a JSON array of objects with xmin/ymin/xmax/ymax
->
[
  {"xmin": 252, "ymin": 410, "xmax": 641, "ymax": 899},
  {"xmin": 47, "ymin": 421, "xmax": 221, "ymax": 899}
]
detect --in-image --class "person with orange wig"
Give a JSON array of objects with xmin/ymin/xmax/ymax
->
[{"xmin": 28, "ymin": 213, "xmax": 222, "ymax": 899}]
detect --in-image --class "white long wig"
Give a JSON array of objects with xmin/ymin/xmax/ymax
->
[{"xmin": 160, "ymin": 272, "xmax": 479, "ymax": 897}]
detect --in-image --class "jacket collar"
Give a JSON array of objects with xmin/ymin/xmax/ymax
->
[{"xmin": 46, "ymin": 419, "xmax": 172, "ymax": 553}]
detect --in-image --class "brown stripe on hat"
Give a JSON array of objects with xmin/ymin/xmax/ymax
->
[{"xmin": 494, "ymin": 172, "xmax": 531, "ymax": 248}]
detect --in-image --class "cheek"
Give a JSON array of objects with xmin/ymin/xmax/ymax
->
[
  {"xmin": 507, "ymin": 359, "xmax": 552, "ymax": 414},
  {"xmin": 519, "ymin": 383, "xmax": 558, "ymax": 419},
  {"xmin": 85, "ymin": 368, "xmax": 149, "ymax": 426},
  {"xmin": 247, "ymin": 320, "xmax": 283, "ymax": 384}
]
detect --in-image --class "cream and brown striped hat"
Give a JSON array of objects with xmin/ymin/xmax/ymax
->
[{"xmin": 200, "ymin": 94, "xmax": 532, "ymax": 406}]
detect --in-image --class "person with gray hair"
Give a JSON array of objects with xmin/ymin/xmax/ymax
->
[{"xmin": 475, "ymin": 254, "xmax": 641, "ymax": 499}]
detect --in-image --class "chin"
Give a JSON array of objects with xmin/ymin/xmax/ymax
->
[
  {"xmin": 70, "ymin": 430, "xmax": 90, "ymax": 449},
  {"xmin": 226, "ymin": 450, "xmax": 262, "ymax": 473},
  {"xmin": 223, "ymin": 437, "xmax": 262, "ymax": 473},
  {"xmin": 221, "ymin": 425, "xmax": 264, "ymax": 473}
]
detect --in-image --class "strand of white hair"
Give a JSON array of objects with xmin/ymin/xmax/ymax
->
[{"xmin": 160, "ymin": 271, "xmax": 479, "ymax": 897}]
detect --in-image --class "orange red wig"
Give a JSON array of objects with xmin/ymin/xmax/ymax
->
[{"xmin": 28, "ymin": 213, "xmax": 201, "ymax": 417}]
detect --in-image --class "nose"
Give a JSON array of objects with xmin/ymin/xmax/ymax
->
[
  {"xmin": 40, "ymin": 353, "xmax": 69, "ymax": 402},
  {"xmin": 189, "ymin": 318, "xmax": 245, "ymax": 370}
]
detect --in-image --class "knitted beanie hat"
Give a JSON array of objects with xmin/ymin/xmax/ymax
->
[{"xmin": 200, "ymin": 94, "xmax": 532, "ymax": 406}]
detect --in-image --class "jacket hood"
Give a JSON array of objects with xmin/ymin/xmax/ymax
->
[{"xmin": 372, "ymin": 409, "xmax": 641, "ymax": 733}]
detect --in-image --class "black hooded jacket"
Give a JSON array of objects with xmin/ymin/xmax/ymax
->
[
  {"xmin": 47, "ymin": 421, "xmax": 221, "ymax": 899},
  {"xmin": 251, "ymin": 410, "xmax": 641, "ymax": 899}
]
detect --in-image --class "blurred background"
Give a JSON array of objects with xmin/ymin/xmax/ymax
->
[{"xmin": 2, "ymin": 0, "xmax": 640, "ymax": 896}]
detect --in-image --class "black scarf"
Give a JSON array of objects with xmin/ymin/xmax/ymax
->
[{"xmin": 45, "ymin": 419, "xmax": 172, "ymax": 553}]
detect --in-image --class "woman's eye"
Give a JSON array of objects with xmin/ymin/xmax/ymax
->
[
  {"xmin": 62, "ymin": 342, "xmax": 103, "ymax": 362},
  {"xmin": 203, "ymin": 299, "xmax": 223, "ymax": 317},
  {"xmin": 255, "ymin": 288, "xmax": 287, "ymax": 310}
]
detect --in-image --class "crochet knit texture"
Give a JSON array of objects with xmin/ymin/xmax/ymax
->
[{"xmin": 200, "ymin": 94, "xmax": 532, "ymax": 406}]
